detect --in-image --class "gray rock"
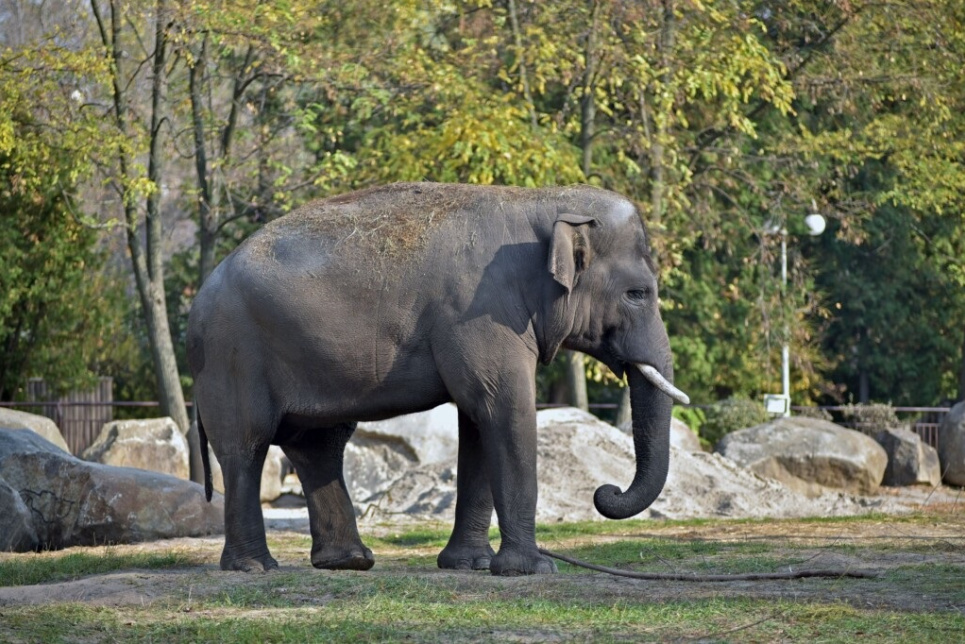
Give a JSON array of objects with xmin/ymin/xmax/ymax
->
[
  {"xmin": 0, "ymin": 407, "xmax": 70, "ymax": 454},
  {"xmin": 260, "ymin": 446, "xmax": 286, "ymax": 502},
  {"xmin": 619, "ymin": 416, "xmax": 703, "ymax": 452},
  {"xmin": 344, "ymin": 436, "xmax": 419, "ymax": 504},
  {"xmin": 875, "ymin": 427, "xmax": 941, "ymax": 487},
  {"xmin": 938, "ymin": 402, "xmax": 965, "ymax": 486},
  {"xmin": 82, "ymin": 417, "xmax": 189, "ymax": 479},
  {"xmin": 715, "ymin": 417, "xmax": 888, "ymax": 496},
  {"xmin": 0, "ymin": 475, "xmax": 38, "ymax": 552},
  {"xmin": 292, "ymin": 403, "xmax": 459, "ymax": 507},
  {"xmin": 360, "ymin": 407, "xmax": 885, "ymax": 523},
  {"xmin": 355, "ymin": 403, "xmax": 459, "ymax": 465},
  {"xmin": 0, "ymin": 428, "xmax": 223, "ymax": 549}
]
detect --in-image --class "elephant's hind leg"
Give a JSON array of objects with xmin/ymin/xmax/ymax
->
[
  {"xmin": 218, "ymin": 446, "xmax": 279, "ymax": 572},
  {"xmin": 438, "ymin": 410, "xmax": 495, "ymax": 570},
  {"xmin": 281, "ymin": 423, "xmax": 374, "ymax": 571}
]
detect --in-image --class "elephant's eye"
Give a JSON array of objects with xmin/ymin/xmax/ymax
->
[{"xmin": 626, "ymin": 289, "xmax": 649, "ymax": 303}]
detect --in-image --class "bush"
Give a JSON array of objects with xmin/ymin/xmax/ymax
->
[
  {"xmin": 841, "ymin": 403, "xmax": 906, "ymax": 435},
  {"xmin": 700, "ymin": 397, "xmax": 769, "ymax": 447},
  {"xmin": 794, "ymin": 406, "xmax": 833, "ymax": 421},
  {"xmin": 673, "ymin": 405, "xmax": 705, "ymax": 435}
]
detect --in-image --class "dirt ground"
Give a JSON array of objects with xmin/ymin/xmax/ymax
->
[{"xmin": 0, "ymin": 486, "xmax": 962, "ymax": 616}]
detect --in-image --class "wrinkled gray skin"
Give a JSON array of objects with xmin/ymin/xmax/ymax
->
[{"xmin": 187, "ymin": 182, "xmax": 678, "ymax": 575}]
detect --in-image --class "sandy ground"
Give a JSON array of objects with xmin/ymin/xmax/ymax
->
[{"xmin": 0, "ymin": 484, "xmax": 961, "ymax": 613}]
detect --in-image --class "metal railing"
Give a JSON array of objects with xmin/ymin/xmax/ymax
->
[
  {"xmin": 0, "ymin": 400, "xmax": 951, "ymax": 454},
  {"xmin": 801, "ymin": 406, "xmax": 951, "ymax": 450}
]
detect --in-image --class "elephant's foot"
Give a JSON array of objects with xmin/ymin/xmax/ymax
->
[
  {"xmin": 220, "ymin": 549, "xmax": 279, "ymax": 572},
  {"xmin": 490, "ymin": 545, "xmax": 557, "ymax": 576},
  {"xmin": 311, "ymin": 544, "xmax": 375, "ymax": 571},
  {"xmin": 437, "ymin": 543, "xmax": 496, "ymax": 571}
]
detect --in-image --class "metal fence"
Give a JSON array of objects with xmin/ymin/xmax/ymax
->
[
  {"xmin": 803, "ymin": 406, "xmax": 951, "ymax": 450},
  {"xmin": 0, "ymin": 398, "xmax": 952, "ymax": 455}
]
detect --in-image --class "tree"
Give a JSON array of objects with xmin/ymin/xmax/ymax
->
[
  {"xmin": 88, "ymin": 0, "xmax": 189, "ymax": 431},
  {"xmin": 0, "ymin": 19, "xmax": 129, "ymax": 400},
  {"xmin": 763, "ymin": 0, "xmax": 965, "ymax": 403}
]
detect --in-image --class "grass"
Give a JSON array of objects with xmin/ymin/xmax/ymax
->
[
  {"xmin": 0, "ymin": 549, "xmax": 203, "ymax": 587},
  {"xmin": 0, "ymin": 511, "xmax": 962, "ymax": 643}
]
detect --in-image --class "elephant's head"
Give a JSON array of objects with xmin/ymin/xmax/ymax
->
[{"xmin": 544, "ymin": 197, "xmax": 689, "ymax": 519}]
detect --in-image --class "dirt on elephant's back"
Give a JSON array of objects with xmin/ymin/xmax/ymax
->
[{"xmin": 268, "ymin": 183, "xmax": 523, "ymax": 257}]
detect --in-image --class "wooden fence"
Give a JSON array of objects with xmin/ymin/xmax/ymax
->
[{"xmin": 25, "ymin": 377, "xmax": 114, "ymax": 455}]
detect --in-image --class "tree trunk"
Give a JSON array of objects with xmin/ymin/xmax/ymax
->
[
  {"xmin": 564, "ymin": 0, "xmax": 603, "ymax": 413},
  {"xmin": 651, "ymin": 0, "xmax": 675, "ymax": 235},
  {"xmin": 958, "ymin": 337, "xmax": 965, "ymax": 401},
  {"xmin": 506, "ymin": 0, "xmax": 537, "ymax": 128},
  {"xmin": 91, "ymin": 0, "xmax": 189, "ymax": 434}
]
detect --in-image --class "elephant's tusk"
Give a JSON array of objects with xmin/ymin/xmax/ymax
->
[{"xmin": 635, "ymin": 364, "xmax": 691, "ymax": 405}]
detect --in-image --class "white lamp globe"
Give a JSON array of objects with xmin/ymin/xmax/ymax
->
[{"xmin": 804, "ymin": 213, "xmax": 826, "ymax": 236}]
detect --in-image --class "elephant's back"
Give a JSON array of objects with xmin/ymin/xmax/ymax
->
[{"xmin": 261, "ymin": 182, "xmax": 531, "ymax": 257}]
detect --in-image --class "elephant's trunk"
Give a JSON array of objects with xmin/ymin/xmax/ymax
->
[{"xmin": 593, "ymin": 362, "xmax": 676, "ymax": 519}]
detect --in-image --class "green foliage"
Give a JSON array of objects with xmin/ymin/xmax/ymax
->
[
  {"xmin": 5, "ymin": 0, "xmax": 965, "ymax": 409},
  {"xmin": 699, "ymin": 396, "xmax": 769, "ymax": 447},
  {"xmin": 0, "ymin": 44, "xmax": 131, "ymax": 399},
  {"xmin": 673, "ymin": 405, "xmax": 706, "ymax": 435}
]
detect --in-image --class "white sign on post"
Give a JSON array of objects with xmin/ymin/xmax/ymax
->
[{"xmin": 764, "ymin": 394, "xmax": 790, "ymax": 416}]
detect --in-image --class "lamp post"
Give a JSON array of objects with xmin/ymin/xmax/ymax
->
[{"xmin": 776, "ymin": 208, "xmax": 826, "ymax": 416}]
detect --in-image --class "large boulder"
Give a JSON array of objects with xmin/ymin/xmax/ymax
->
[
  {"xmin": 875, "ymin": 427, "xmax": 941, "ymax": 487},
  {"xmin": 0, "ymin": 475, "xmax": 38, "ymax": 552},
  {"xmin": 619, "ymin": 416, "xmax": 703, "ymax": 452},
  {"xmin": 938, "ymin": 402, "xmax": 965, "ymax": 486},
  {"xmin": 82, "ymin": 417, "xmax": 189, "ymax": 479},
  {"xmin": 358, "ymin": 407, "xmax": 883, "ymax": 523},
  {"xmin": 355, "ymin": 404, "xmax": 459, "ymax": 465},
  {"xmin": 0, "ymin": 407, "xmax": 70, "ymax": 453},
  {"xmin": 0, "ymin": 429, "xmax": 223, "ymax": 550},
  {"xmin": 330, "ymin": 403, "xmax": 459, "ymax": 505},
  {"xmin": 715, "ymin": 417, "xmax": 888, "ymax": 496}
]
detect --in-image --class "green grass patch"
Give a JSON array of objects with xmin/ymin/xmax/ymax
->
[
  {"xmin": 3, "ymin": 596, "xmax": 964, "ymax": 643},
  {"xmin": 0, "ymin": 550, "xmax": 202, "ymax": 587}
]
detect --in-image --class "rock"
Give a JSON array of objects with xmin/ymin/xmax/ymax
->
[
  {"xmin": 260, "ymin": 446, "xmax": 286, "ymax": 502},
  {"xmin": 875, "ymin": 427, "xmax": 941, "ymax": 487},
  {"xmin": 358, "ymin": 463, "xmax": 458, "ymax": 520},
  {"xmin": 0, "ymin": 475, "xmax": 38, "ymax": 552},
  {"xmin": 82, "ymin": 418, "xmax": 189, "ymax": 479},
  {"xmin": 355, "ymin": 404, "xmax": 459, "ymax": 465},
  {"xmin": 715, "ymin": 417, "xmax": 888, "ymax": 496},
  {"xmin": 344, "ymin": 435, "xmax": 420, "ymax": 504},
  {"xmin": 359, "ymin": 407, "xmax": 884, "ymax": 523},
  {"xmin": 619, "ymin": 416, "xmax": 703, "ymax": 452},
  {"xmin": 938, "ymin": 401, "xmax": 965, "ymax": 486},
  {"xmin": 285, "ymin": 403, "xmax": 459, "ymax": 506},
  {"xmin": 0, "ymin": 407, "xmax": 70, "ymax": 454},
  {"xmin": 0, "ymin": 429, "xmax": 223, "ymax": 549}
]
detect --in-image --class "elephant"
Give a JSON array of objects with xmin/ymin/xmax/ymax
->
[{"xmin": 186, "ymin": 182, "xmax": 689, "ymax": 576}]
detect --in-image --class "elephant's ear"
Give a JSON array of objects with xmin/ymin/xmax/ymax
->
[{"xmin": 549, "ymin": 213, "xmax": 596, "ymax": 292}]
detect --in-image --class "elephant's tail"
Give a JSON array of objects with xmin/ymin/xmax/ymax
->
[{"xmin": 197, "ymin": 409, "xmax": 213, "ymax": 502}]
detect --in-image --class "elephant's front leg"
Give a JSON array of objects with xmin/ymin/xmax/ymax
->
[
  {"xmin": 481, "ymin": 406, "xmax": 557, "ymax": 576},
  {"xmin": 438, "ymin": 410, "xmax": 496, "ymax": 570},
  {"xmin": 460, "ymin": 368, "xmax": 556, "ymax": 576}
]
